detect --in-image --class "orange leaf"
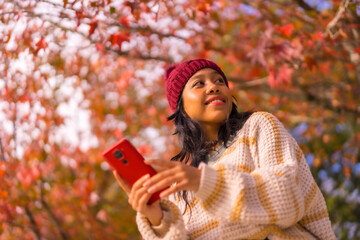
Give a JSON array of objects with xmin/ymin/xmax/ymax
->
[
  {"xmin": 36, "ymin": 38, "xmax": 47, "ymax": 48},
  {"xmin": 35, "ymin": 38, "xmax": 47, "ymax": 55},
  {"xmin": 228, "ymin": 81, "xmax": 234, "ymax": 90},
  {"xmin": 19, "ymin": 94, "xmax": 29, "ymax": 103},
  {"xmin": 4, "ymin": 30, "xmax": 12, "ymax": 44},
  {"xmin": 0, "ymin": 190, "xmax": 8, "ymax": 200},
  {"xmin": 339, "ymin": 28, "xmax": 348, "ymax": 39},
  {"xmin": 325, "ymin": 47, "xmax": 339, "ymax": 57},
  {"xmin": 116, "ymin": 77, "xmax": 129, "ymax": 90},
  {"xmin": 319, "ymin": 62, "xmax": 330, "ymax": 74},
  {"xmin": 197, "ymin": 3, "xmax": 210, "ymax": 14},
  {"xmin": 354, "ymin": 46, "xmax": 360, "ymax": 53},
  {"xmin": 312, "ymin": 32, "xmax": 323, "ymax": 41},
  {"xmin": 343, "ymin": 167, "xmax": 351, "ymax": 178},
  {"xmin": 31, "ymin": 167, "xmax": 41, "ymax": 180},
  {"xmin": 147, "ymin": 106, "xmax": 157, "ymax": 117},
  {"xmin": 117, "ymin": 57, "xmax": 128, "ymax": 66},
  {"xmin": 270, "ymin": 96, "xmax": 279, "ymax": 105},
  {"xmin": 138, "ymin": 145, "xmax": 152, "ymax": 155},
  {"xmin": 345, "ymin": 63, "xmax": 355, "ymax": 71},
  {"xmin": 267, "ymin": 65, "xmax": 293, "ymax": 88},
  {"xmin": 275, "ymin": 24, "xmax": 294, "ymax": 37},
  {"xmin": 114, "ymin": 128, "xmax": 123, "ymax": 139},
  {"xmin": 268, "ymin": 70, "xmax": 276, "ymax": 88}
]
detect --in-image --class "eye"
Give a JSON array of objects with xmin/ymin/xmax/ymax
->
[
  {"xmin": 216, "ymin": 78, "xmax": 225, "ymax": 84},
  {"xmin": 192, "ymin": 81, "xmax": 204, "ymax": 87}
]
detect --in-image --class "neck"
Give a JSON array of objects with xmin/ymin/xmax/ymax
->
[{"xmin": 202, "ymin": 123, "xmax": 220, "ymax": 142}]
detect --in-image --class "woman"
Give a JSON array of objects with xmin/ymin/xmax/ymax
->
[{"xmin": 113, "ymin": 59, "xmax": 336, "ymax": 239}]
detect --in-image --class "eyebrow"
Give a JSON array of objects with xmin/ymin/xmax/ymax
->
[{"xmin": 190, "ymin": 71, "xmax": 221, "ymax": 81}]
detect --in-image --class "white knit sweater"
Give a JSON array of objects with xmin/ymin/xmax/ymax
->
[{"xmin": 136, "ymin": 112, "xmax": 336, "ymax": 240}]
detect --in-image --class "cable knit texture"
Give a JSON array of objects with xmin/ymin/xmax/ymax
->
[{"xmin": 136, "ymin": 112, "xmax": 336, "ymax": 240}]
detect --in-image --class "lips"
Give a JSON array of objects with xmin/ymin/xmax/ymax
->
[{"xmin": 205, "ymin": 96, "xmax": 226, "ymax": 105}]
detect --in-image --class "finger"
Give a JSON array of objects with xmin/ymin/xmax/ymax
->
[
  {"xmin": 143, "ymin": 167, "xmax": 180, "ymax": 187},
  {"xmin": 129, "ymin": 174, "xmax": 150, "ymax": 203},
  {"xmin": 144, "ymin": 159, "xmax": 179, "ymax": 169},
  {"xmin": 147, "ymin": 173, "xmax": 184, "ymax": 194},
  {"xmin": 159, "ymin": 181, "xmax": 187, "ymax": 198},
  {"xmin": 132, "ymin": 174, "xmax": 151, "ymax": 190},
  {"xmin": 113, "ymin": 171, "xmax": 131, "ymax": 195},
  {"xmin": 131, "ymin": 186, "xmax": 150, "ymax": 210},
  {"xmin": 137, "ymin": 191, "xmax": 153, "ymax": 210}
]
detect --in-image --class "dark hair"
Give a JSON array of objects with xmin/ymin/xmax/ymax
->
[{"xmin": 167, "ymin": 97, "xmax": 253, "ymax": 214}]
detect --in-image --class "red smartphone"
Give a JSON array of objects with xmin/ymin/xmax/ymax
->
[{"xmin": 102, "ymin": 138, "xmax": 163, "ymax": 204}]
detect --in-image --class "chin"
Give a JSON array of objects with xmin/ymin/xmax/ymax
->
[{"xmin": 209, "ymin": 114, "xmax": 228, "ymax": 123}]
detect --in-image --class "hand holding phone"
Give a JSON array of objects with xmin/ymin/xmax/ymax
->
[
  {"xmin": 112, "ymin": 167, "xmax": 163, "ymax": 226},
  {"xmin": 102, "ymin": 139, "xmax": 165, "ymax": 204}
]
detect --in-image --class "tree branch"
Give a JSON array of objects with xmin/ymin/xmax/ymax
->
[
  {"xmin": 12, "ymin": 102, "xmax": 17, "ymax": 161},
  {"xmin": 40, "ymin": 188, "xmax": 70, "ymax": 240},
  {"xmin": 0, "ymin": 138, "xmax": 5, "ymax": 161},
  {"xmin": 24, "ymin": 11, "xmax": 173, "ymax": 62},
  {"xmin": 293, "ymin": 77, "xmax": 360, "ymax": 116},
  {"xmin": 24, "ymin": 205, "xmax": 41, "ymax": 240},
  {"xmin": 293, "ymin": 0, "xmax": 319, "ymax": 12},
  {"xmin": 109, "ymin": 23, "xmax": 186, "ymax": 41},
  {"xmin": 232, "ymin": 76, "xmax": 359, "ymax": 116},
  {"xmin": 304, "ymin": 89, "xmax": 359, "ymax": 115},
  {"xmin": 326, "ymin": 0, "xmax": 350, "ymax": 39}
]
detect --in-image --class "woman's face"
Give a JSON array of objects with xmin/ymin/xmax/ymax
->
[{"xmin": 182, "ymin": 68, "xmax": 233, "ymax": 129}]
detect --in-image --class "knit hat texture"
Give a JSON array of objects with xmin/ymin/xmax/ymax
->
[{"xmin": 165, "ymin": 59, "xmax": 228, "ymax": 112}]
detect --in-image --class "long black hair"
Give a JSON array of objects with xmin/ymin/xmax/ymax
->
[{"xmin": 167, "ymin": 96, "xmax": 253, "ymax": 214}]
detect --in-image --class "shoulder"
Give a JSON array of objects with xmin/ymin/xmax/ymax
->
[
  {"xmin": 227, "ymin": 111, "xmax": 287, "ymax": 144},
  {"xmin": 233, "ymin": 111, "xmax": 291, "ymax": 144},
  {"xmin": 247, "ymin": 111, "xmax": 280, "ymax": 125},
  {"xmin": 238, "ymin": 111, "xmax": 283, "ymax": 133}
]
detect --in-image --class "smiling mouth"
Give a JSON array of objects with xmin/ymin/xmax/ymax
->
[
  {"xmin": 207, "ymin": 100, "xmax": 225, "ymax": 105},
  {"xmin": 205, "ymin": 97, "xmax": 226, "ymax": 105}
]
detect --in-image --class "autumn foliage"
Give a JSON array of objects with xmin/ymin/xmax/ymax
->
[{"xmin": 1, "ymin": 0, "xmax": 360, "ymax": 239}]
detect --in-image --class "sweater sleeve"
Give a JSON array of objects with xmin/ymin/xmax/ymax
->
[
  {"xmin": 136, "ymin": 199, "xmax": 188, "ymax": 240},
  {"xmin": 195, "ymin": 112, "xmax": 322, "ymax": 228}
]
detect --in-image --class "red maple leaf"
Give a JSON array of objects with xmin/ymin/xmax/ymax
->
[
  {"xmin": 275, "ymin": 24, "xmax": 294, "ymax": 37},
  {"xmin": 268, "ymin": 65, "xmax": 293, "ymax": 88},
  {"xmin": 35, "ymin": 37, "xmax": 47, "ymax": 55},
  {"xmin": 109, "ymin": 33, "xmax": 130, "ymax": 50},
  {"xmin": 76, "ymin": 10, "xmax": 83, "ymax": 27},
  {"xmin": 89, "ymin": 18, "xmax": 98, "ymax": 36},
  {"xmin": 120, "ymin": 16, "xmax": 130, "ymax": 28}
]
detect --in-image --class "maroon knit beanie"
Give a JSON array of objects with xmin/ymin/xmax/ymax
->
[{"xmin": 165, "ymin": 59, "xmax": 228, "ymax": 112}]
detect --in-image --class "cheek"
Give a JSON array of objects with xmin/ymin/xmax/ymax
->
[
  {"xmin": 183, "ymin": 98, "xmax": 202, "ymax": 117},
  {"xmin": 183, "ymin": 94, "xmax": 199, "ymax": 116}
]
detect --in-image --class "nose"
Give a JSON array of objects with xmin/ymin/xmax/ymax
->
[{"xmin": 206, "ymin": 81, "xmax": 220, "ymax": 94}]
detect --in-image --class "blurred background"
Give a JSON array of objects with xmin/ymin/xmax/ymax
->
[{"xmin": 0, "ymin": 0, "xmax": 359, "ymax": 239}]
